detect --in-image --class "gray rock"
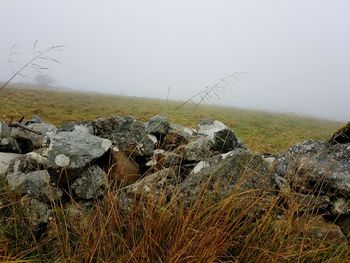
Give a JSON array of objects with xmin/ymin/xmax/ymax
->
[
  {"xmin": 6, "ymin": 169, "xmax": 62, "ymax": 202},
  {"xmin": 116, "ymin": 168, "xmax": 179, "ymax": 211},
  {"xmin": 182, "ymin": 137, "xmax": 213, "ymax": 161},
  {"xmin": 120, "ymin": 167, "xmax": 179, "ymax": 198},
  {"xmin": 274, "ymin": 140, "xmax": 350, "ymax": 198},
  {"xmin": 330, "ymin": 198, "xmax": 350, "ymax": 216},
  {"xmin": 0, "ymin": 122, "xmax": 18, "ymax": 152},
  {"xmin": 146, "ymin": 150, "xmax": 182, "ymax": 168},
  {"xmin": 145, "ymin": 115, "xmax": 170, "ymax": 134},
  {"xmin": 71, "ymin": 165, "xmax": 106, "ymax": 199},
  {"xmin": 7, "ymin": 154, "xmax": 46, "ymax": 175},
  {"xmin": 10, "ymin": 122, "xmax": 57, "ymax": 152},
  {"xmin": 163, "ymin": 124, "xmax": 195, "ymax": 151},
  {"xmin": 197, "ymin": 119, "xmax": 239, "ymax": 153},
  {"xmin": 47, "ymin": 131, "xmax": 111, "ymax": 182},
  {"xmin": 21, "ymin": 197, "xmax": 52, "ymax": 226},
  {"xmin": 179, "ymin": 148, "xmax": 272, "ymax": 205},
  {"xmin": 0, "ymin": 152, "xmax": 21, "ymax": 178},
  {"xmin": 58, "ymin": 120, "xmax": 94, "ymax": 134},
  {"xmin": 91, "ymin": 116, "xmax": 154, "ymax": 156}
]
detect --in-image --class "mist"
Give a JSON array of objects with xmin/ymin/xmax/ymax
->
[{"xmin": 0, "ymin": 0, "xmax": 349, "ymax": 121}]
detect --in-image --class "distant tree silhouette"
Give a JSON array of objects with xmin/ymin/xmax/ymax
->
[{"xmin": 34, "ymin": 73, "xmax": 56, "ymax": 86}]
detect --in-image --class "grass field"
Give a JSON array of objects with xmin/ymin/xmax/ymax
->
[
  {"xmin": 0, "ymin": 85, "xmax": 341, "ymax": 154},
  {"xmin": 0, "ymin": 85, "xmax": 349, "ymax": 262}
]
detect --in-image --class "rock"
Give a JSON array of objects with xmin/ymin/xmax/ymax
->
[
  {"xmin": 178, "ymin": 148, "xmax": 272, "ymax": 205},
  {"xmin": 0, "ymin": 152, "xmax": 21, "ymax": 178},
  {"xmin": 275, "ymin": 217, "xmax": 347, "ymax": 244},
  {"xmin": 7, "ymin": 154, "xmax": 46, "ymax": 175},
  {"xmin": 21, "ymin": 197, "xmax": 52, "ymax": 227},
  {"xmin": 47, "ymin": 131, "xmax": 111, "ymax": 182},
  {"xmin": 0, "ymin": 122, "xmax": 18, "ymax": 152},
  {"xmin": 274, "ymin": 140, "xmax": 350, "ymax": 198},
  {"xmin": 62, "ymin": 201, "xmax": 93, "ymax": 229},
  {"xmin": 146, "ymin": 150, "xmax": 183, "ymax": 169},
  {"xmin": 119, "ymin": 168, "xmax": 179, "ymax": 198},
  {"xmin": 335, "ymin": 217, "xmax": 350, "ymax": 239},
  {"xmin": 197, "ymin": 119, "xmax": 239, "ymax": 153},
  {"xmin": 71, "ymin": 165, "xmax": 106, "ymax": 199},
  {"xmin": 330, "ymin": 198, "xmax": 350, "ymax": 216},
  {"xmin": 163, "ymin": 124, "xmax": 194, "ymax": 151},
  {"xmin": 116, "ymin": 168, "xmax": 179, "ymax": 210},
  {"xmin": 180, "ymin": 137, "xmax": 213, "ymax": 161},
  {"xmin": 91, "ymin": 116, "xmax": 154, "ymax": 156},
  {"xmin": 109, "ymin": 149, "xmax": 141, "ymax": 186},
  {"xmin": 10, "ymin": 122, "xmax": 56, "ymax": 153},
  {"xmin": 306, "ymin": 218, "xmax": 347, "ymax": 243},
  {"xmin": 6, "ymin": 169, "xmax": 62, "ymax": 202},
  {"xmin": 145, "ymin": 115, "xmax": 170, "ymax": 135},
  {"xmin": 58, "ymin": 120, "xmax": 94, "ymax": 134}
]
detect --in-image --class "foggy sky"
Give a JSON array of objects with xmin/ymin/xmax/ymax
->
[{"xmin": 1, "ymin": 0, "xmax": 349, "ymax": 121}]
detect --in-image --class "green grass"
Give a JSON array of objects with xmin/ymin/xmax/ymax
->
[{"xmin": 0, "ymin": 86, "xmax": 341, "ymax": 154}]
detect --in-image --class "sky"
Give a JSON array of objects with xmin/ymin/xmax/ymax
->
[{"xmin": 0, "ymin": 0, "xmax": 349, "ymax": 121}]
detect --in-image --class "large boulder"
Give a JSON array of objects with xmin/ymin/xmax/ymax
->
[
  {"xmin": 274, "ymin": 140, "xmax": 350, "ymax": 198},
  {"xmin": 178, "ymin": 148, "xmax": 272, "ymax": 205},
  {"xmin": 47, "ymin": 131, "xmax": 111, "ymax": 182},
  {"xmin": 197, "ymin": 119, "xmax": 239, "ymax": 153}
]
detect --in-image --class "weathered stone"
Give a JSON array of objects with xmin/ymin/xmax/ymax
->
[
  {"xmin": 274, "ymin": 140, "xmax": 350, "ymax": 198},
  {"xmin": 180, "ymin": 137, "xmax": 213, "ymax": 161},
  {"xmin": 21, "ymin": 197, "xmax": 52, "ymax": 226},
  {"xmin": 0, "ymin": 122, "xmax": 18, "ymax": 152},
  {"xmin": 71, "ymin": 165, "xmax": 106, "ymax": 199},
  {"xmin": 330, "ymin": 198, "xmax": 350, "ymax": 216},
  {"xmin": 197, "ymin": 119, "xmax": 239, "ymax": 153},
  {"xmin": 91, "ymin": 116, "xmax": 154, "ymax": 156},
  {"xmin": 120, "ymin": 168, "xmax": 179, "ymax": 198},
  {"xmin": 163, "ymin": 124, "xmax": 194, "ymax": 151},
  {"xmin": 275, "ymin": 217, "xmax": 347, "ymax": 244},
  {"xmin": 47, "ymin": 131, "xmax": 111, "ymax": 182},
  {"xmin": 178, "ymin": 148, "xmax": 272, "ymax": 205},
  {"xmin": 7, "ymin": 154, "xmax": 46, "ymax": 175},
  {"xmin": 0, "ymin": 152, "xmax": 21, "ymax": 178},
  {"xmin": 146, "ymin": 150, "xmax": 183, "ymax": 169},
  {"xmin": 6, "ymin": 169, "xmax": 62, "ymax": 201},
  {"xmin": 116, "ymin": 168, "xmax": 179, "ymax": 211},
  {"xmin": 10, "ymin": 122, "xmax": 56, "ymax": 153},
  {"xmin": 58, "ymin": 120, "xmax": 94, "ymax": 134},
  {"xmin": 306, "ymin": 219, "xmax": 347, "ymax": 243},
  {"xmin": 145, "ymin": 115, "xmax": 170, "ymax": 134}
]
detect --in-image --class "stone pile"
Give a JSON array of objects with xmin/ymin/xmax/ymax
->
[{"xmin": 0, "ymin": 115, "xmax": 349, "ymax": 243}]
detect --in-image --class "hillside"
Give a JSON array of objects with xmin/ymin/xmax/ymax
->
[{"xmin": 0, "ymin": 87, "xmax": 341, "ymax": 154}]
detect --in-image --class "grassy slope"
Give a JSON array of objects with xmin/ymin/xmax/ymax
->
[{"xmin": 0, "ymin": 86, "xmax": 341, "ymax": 154}]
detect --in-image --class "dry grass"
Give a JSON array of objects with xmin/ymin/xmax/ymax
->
[{"xmin": 0, "ymin": 163, "xmax": 348, "ymax": 262}]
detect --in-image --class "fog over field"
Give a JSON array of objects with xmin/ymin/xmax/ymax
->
[{"xmin": 0, "ymin": 0, "xmax": 349, "ymax": 121}]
